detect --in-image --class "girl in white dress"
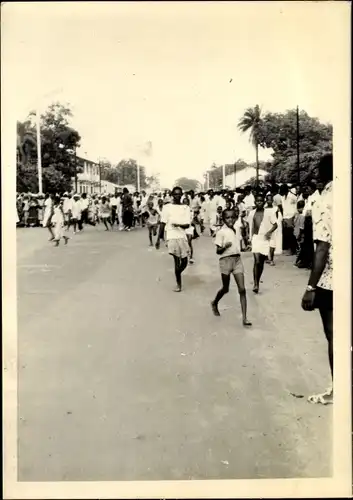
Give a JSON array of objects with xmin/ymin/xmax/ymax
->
[
  {"xmin": 52, "ymin": 197, "xmax": 69, "ymax": 246},
  {"xmin": 265, "ymin": 194, "xmax": 283, "ymax": 265}
]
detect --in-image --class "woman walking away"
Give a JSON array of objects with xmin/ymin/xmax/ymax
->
[
  {"xmin": 211, "ymin": 208, "xmax": 252, "ymax": 327},
  {"xmin": 122, "ymin": 188, "xmax": 134, "ymax": 230},
  {"xmin": 156, "ymin": 186, "xmax": 191, "ymax": 292}
]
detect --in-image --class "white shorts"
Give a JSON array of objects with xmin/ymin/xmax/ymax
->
[{"xmin": 252, "ymin": 234, "xmax": 270, "ymax": 256}]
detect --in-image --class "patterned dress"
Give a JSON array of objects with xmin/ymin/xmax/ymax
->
[{"xmin": 313, "ymin": 182, "xmax": 333, "ymax": 291}]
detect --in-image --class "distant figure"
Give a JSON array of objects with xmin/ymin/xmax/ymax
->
[{"xmin": 122, "ymin": 188, "xmax": 133, "ymax": 230}]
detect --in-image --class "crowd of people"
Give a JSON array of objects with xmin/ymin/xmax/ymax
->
[{"xmin": 17, "ymin": 154, "xmax": 333, "ymax": 404}]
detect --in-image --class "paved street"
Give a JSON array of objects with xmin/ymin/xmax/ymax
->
[{"xmin": 17, "ymin": 225, "xmax": 332, "ymax": 481}]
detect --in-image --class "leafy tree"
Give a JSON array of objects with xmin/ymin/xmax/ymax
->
[
  {"xmin": 101, "ymin": 159, "xmax": 147, "ymax": 190},
  {"xmin": 258, "ymin": 109, "xmax": 332, "ymax": 184},
  {"xmin": 17, "ymin": 120, "xmax": 37, "ymax": 165},
  {"xmin": 17, "ymin": 102, "xmax": 82, "ymax": 193},
  {"xmin": 238, "ymin": 104, "xmax": 263, "ymax": 183},
  {"xmin": 174, "ymin": 177, "xmax": 200, "ymax": 192}
]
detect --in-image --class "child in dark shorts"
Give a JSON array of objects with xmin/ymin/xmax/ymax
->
[{"xmin": 211, "ymin": 209, "xmax": 252, "ymax": 327}]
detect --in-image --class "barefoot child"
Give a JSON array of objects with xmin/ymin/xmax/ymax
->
[
  {"xmin": 211, "ymin": 209, "xmax": 252, "ymax": 327},
  {"xmin": 99, "ymin": 196, "xmax": 112, "ymax": 231},
  {"xmin": 247, "ymin": 193, "xmax": 278, "ymax": 293},
  {"xmin": 156, "ymin": 186, "xmax": 191, "ymax": 292},
  {"xmin": 145, "ymin": 200, "xmax": 160, "ymax": 246}
]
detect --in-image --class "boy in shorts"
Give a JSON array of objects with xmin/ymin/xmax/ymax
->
[{"xmin": 211, "ymin": 209, "xmax": 252, "ymax": 327}]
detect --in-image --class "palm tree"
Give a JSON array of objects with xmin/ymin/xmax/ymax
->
[
  {"xmin": 17, "ymin": 120, "xmax": 37, "ymax": 165},
  {"xmin": 238, "ymin": 105, "xmax": 262, "ymax": 186}
]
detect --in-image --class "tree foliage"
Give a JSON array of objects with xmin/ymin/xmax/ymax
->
[
  {"xmin": 101, "ymin": 159, "xmax": 148, "ymax": 190},
  {"xmin": 174, "ymin": 177, "xmax": 200, "ymax": 192},
  {"xmin": 17, "ymin": 102, "xmax": 82, "ymax": 193},
  {"xmin": 238, "ymin": 105, "xmax": 263, "ymax": 172},
  {"xmin": 258, "ymin": 109, "xmax": 332, "ymax": 184}
]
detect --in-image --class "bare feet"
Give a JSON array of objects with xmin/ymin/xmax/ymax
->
[
  {"xmin": 253, "ymin": 287, "xmax": 259, "ymax": 294},
  {"xmin": 211, "ymin": 301, "xmax": 220, "ymax": 316},
  {"xmin": 243, "ymin": 319, "xmax": 252, "ymax": 327},
  {"xmin": 173, "ymin": 286, "xmax": 182, "ymax": 292}
]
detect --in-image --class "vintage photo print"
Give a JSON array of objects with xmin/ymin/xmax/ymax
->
[{"xmin": 2, "ymin": 1, "xmax": 351, "ymax": 498}]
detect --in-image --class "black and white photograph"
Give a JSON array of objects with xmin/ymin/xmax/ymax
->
[{"xmin": 2, "ymin": 1, "xmax": 351, "ymax": 498}]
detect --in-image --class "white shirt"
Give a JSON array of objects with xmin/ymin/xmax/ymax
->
[
  {"xmin": 248, "ymin": 208, "xmax": 278, "ymax": 239},
  {"xmin": 273, "ymin": 193, "xmax": 282, "ymax": 207},
  {"xmin": 80, "ymin": 198, "xmax": 89, "ymax": 210},
  {"xmin": 110, "ymin": 197, "xmax": 118, "ymax": 207},
  {"xmin": 243, "ymin": 194, "xmax": 255, "ymax": 210},
  {"xmin": 281, "ymin": 192, "xmax": 297, "ymax": 219},
  {"xmin": 205, "ymin": 197, "xmax": 218, "ymax": 215},
  {"xmin": 161, "ymin": 203, "xmax": 191, "ymax": 240},
  {"xmin": 214, "ymin": 225, "xmax": 242, "ymax": 257},
  {"xmin": 63, "ymin": 198, "xmax": 73, "ymax": 214},
  {"xmin": 217, "ymin": 197, "xmax": 227, "ymax": 209},
  {"xmin": 71, "ymin": 200, "xmax": 82, "ymax": 219}
]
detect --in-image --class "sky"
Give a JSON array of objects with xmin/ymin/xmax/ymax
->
[{"xmin": 4, "ymin": 1, "xmax": 349, "ymax": 187}]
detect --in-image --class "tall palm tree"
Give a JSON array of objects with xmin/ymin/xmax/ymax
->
[{"xmin": 238, "ymin": 105, "xmax": 262, "ymax": 186}]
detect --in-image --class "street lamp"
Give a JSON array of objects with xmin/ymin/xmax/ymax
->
[{"xmin": 296, "ymin": 105, "xmax": 300, "ymax": 185}]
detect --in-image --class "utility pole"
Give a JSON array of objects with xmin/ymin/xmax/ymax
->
[
  {"xmin": 296, "ymin": 105, "xmax": 300, "ymax": 185},
  {"xmin": 74, "ymin": 145, "xmax": 78, "ymax": 192},
  {"xmin": 234, "ymin": 161, "xmax": 237, "ymax": 190},
  {"xmin": 99, "ymin": 159, "xmax": 102, "ymax": 193},
  {"xmin": 222, "ymin": 164, "xmax": 226, "ymax": 189},
  {"xmin": 137, "ymin": 163, "xmax": 141, "ymax": 192},
  {"xmin": 36, "ymin": 110, "xmax": 43, "ymax": 193}
]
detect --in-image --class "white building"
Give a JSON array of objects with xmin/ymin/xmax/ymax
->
[
  {"xmin": 72, "ymin": 157, "xmax": 100, "ymax": 194},
  {"xmin": 225, "ymin": 165, "xmax": 268, "ymax": 189}
]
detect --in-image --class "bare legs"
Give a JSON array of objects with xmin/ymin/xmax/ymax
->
[
  {"xmin": 211, "ymin": 273, "xmax": 251, "ymax": 326},
  {"xmin": 253, "ymin": 253, "xmax": 266, "ymax": 293},
  {"xmin": 172, "ymin": 255, "xmax": 188, "ymax": 292},
  {"xmin": 308, "ymin": 307, "xmax": 333, "ymax": 405},
  {"xmin": 187, "ymin": 234, "xmax": 194, "ymax": 262}
]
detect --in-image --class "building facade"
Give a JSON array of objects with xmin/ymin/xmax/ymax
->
[
  {"xmin": 72, "ymin": 157, "xmax": 101, "ymax": 194},
  {"xmin": 225, "ymin": 166, "xmax": 268, "ymax": 189}
]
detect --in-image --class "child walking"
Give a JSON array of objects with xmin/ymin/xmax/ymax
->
[
  {"xmin": 99, "ymin": 196, "xmax": 112, "ymax": 231},
  {"xmin": 145, "ymin": 200, "xmax": 160, "ymax": 246},
  {"xmin": 211, "ymin": 209, "xmax": 252, "ymax": 327}
]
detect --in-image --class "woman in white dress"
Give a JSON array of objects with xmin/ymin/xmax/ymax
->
[
  {"xmin": 265, "ymin": 193, "xmax": 283, "ymax": 265},
  {"xmin": 42, "ymin": 193, "xmax": 55, "ymax": 240}
]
